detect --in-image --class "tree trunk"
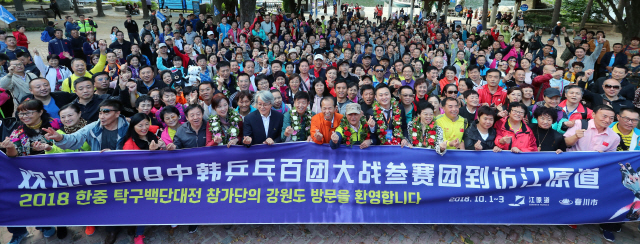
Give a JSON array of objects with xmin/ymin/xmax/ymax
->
[
  {"xmin": 388, "ymin": 0, "xmax": 394, "ymax": 19},
  {"xmin": 409, "ymin": 0, "xmax": 415, "ymax": 22},
  {"xmin": 436, "ymin": 0, "xmax": 442, "ymax": 19},
  {"xmin": 96, "ymin": 0, "xmax": 105, "ymax": 17},
  {"xmin": 240, "ymin": 0, "xmax": 256, "ymax": 28},
  {"xmin": 489, "ymin": 1, "xmax": 498, "ymax": 27},
  {"xmin": 551, "ymin": 0, "xmax": 561, "ymax": 26},
  {"xmin": 72, "ymin": 0, "xmax": 79, "ymax": 16},
  {"xmin": 513, "ymin": 0, "xmax": 520, "ymax": 20},
  {"xmin": 579, "ymin": 0, "xmax": 594, "ymax": 29},
  {"xmin": 481, "ymin": 0, "xmax": 488, "ymax": 28},
  {"xmin": 213, "ymin": 0, "xmax": 223, "ymax": 23},
  {"xmin": 14, "ymin": 0, "xmax": 25, "ymax": 11},
  {"xmin": 443, "ymin": 1, "xmax": 449, "ymax": 23},
  {"xmin": 595, "ymin": 0, "xmax": 639, "ymax": 44},
  {"xmin": 141, "ymin": 0, "xmax": 149, "ymax": 18}
]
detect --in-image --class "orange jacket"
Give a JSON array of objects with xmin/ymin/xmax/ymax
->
[
  {"xmin": 310, "ymin": 112, "xmax": 343, "ymax": 144},
  {"xmin": 438, "ymin": 77, "xmax": 459, "ymax": 94}
]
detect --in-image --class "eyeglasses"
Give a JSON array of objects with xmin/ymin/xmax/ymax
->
[
  {"xmin": 511, "ymin": 110, "xmax": 525, "ymax": 115},
  {"xmin": 17, "ymin": 111, "xmax": 36, "ymax": 117},
  {"xmin": 446, "ymin": 90, "xmax": 458, "ymax": 94},
  {"xmin": 375, "ymin": 69, "xmax": 385, "ymax": 72},
  {"xmin": 604, "ymin": 84, "xmax": 621, "ymax": 90},
  {"xmin": 620, "ymin": 116, "xmax": 640, "ymax": 124}
]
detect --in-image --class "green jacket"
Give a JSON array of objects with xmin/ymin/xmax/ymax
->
[{"xmin": 46, "ymin": 129, "xmax": 91, "ymax": 154}]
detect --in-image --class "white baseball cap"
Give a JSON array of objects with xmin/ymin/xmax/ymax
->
[
  {"xmin": 314, "ymin": 54, "xmax": 324, "ymax": 61},
  {"xmin": 207, "ymin": 31, "xmax": 214, "ymax": 35}
]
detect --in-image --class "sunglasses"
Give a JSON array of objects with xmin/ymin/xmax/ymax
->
[
  {"xmin": 99, "ymin": 108, "xmax": 115, "ymax": 113},
  {"xmin": 375, "ymin": 69, "xmax": 384, "ymax": 72},
  {"xmin": 604, "ymin": 84, "xmax": 621, "ymax": 90},
  {"xmin": 447, "ymin": 90, "xmax": 458, "ymax": 94}
]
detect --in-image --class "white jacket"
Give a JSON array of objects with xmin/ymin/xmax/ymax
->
[{"xmin": 34, "ymin": 55, "xmax": 72, "ymax": 92}]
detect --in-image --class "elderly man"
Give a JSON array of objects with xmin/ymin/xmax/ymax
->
[
  {"xmin": 330, "ymin": 103, "xmax": 372, "ymax": 149},
  {"xmin": 311, "ymin": 96, "xmax": 343, "ymax": 144},
  {"xmin": 435, "ymin": 97, "xmax": 468, "ymax": 150},
  {"xmin": 242, "ymin": 90, "xmax": 284, "ymax": 146}
]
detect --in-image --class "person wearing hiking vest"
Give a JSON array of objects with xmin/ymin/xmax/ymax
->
[
  {"xmin": 61, "ymin": 41, "xmax": 107, "ymax": 93},
  {"xmin": 77, "ymin": 15, "xmax": 97, "ymax": 37}
]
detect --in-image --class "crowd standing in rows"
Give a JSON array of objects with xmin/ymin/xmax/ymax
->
[{"xmin": 2, "ymin": 4, "xmax": 640, "ymax": 244}]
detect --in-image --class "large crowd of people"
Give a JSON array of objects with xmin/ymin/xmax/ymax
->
[{"xmin": 1, "ymin": 4, "xmax": 640, "ymax": 244}]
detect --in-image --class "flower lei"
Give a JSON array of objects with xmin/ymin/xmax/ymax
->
[
  {"xmin": 338, "ymin": 116, "xmax": 370, "ymax": 146},
  {"xmin": 411, "ymin": 117, "xmax": 437, "ymax": 148},
  {"xmin": 372, "ymin": 98, "xmax": 404, "ymax": 145},
  {"xmin": 215, "ymin": 76, "xmax": 238, "ymax": 97},
  {"xmin": 289, "ymin": 109, "xmax": 312, "ymax": 141},
  {"xmin": 208, "ymin": 108, "xmax": 242, "ymax": 145}
]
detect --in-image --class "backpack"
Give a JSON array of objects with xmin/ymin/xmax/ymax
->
[{"xmin": 41, "ymin": 30, "xmax": 52, "ymax": 42}]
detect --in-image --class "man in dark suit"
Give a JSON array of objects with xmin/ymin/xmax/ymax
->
[
  {"xmin": 364, "ymin": 83, "xmax": 409, "ymax": 146},
  {"xmin": 242, "ymin": 90, "xmax": 284, "ymax": 146}
]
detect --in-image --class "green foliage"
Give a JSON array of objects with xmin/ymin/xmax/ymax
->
[{"xmin": 542, "ymin": 0, "xmax": 605, "ymax": 23}]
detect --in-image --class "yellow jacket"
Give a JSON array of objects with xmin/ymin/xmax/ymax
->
[{"xmin": 61, "ymin": 53, "xmax": 106, "ymax": 93}]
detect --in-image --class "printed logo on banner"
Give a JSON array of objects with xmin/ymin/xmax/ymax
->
[
  {"xmin": 559, "ymin": 198, "xmax": 573, "ymax": 205},
  {"xmin": 508, "ymin": 195, "xmax": 525, "ymax": 206},
  {"xmin": 610, "ymin": 163, "xmax": 640, "ymax": 220}
]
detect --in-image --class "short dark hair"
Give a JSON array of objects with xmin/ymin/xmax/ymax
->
[
  {"xmin": 160, "ymin": 105, "xmax": 180, "ymax": 122},
  {"xmin": 320, "ymin": 96, "xmax": 336, "ymax": 107},
  {"xmin": 294, "ymin": 91, "xmax": 310, "ymax": 102},
  {"xmin": 594, "ymin": 104, "xmax": 615, "ymax": 114},
  {"xmin": 533, "ymin": 106, "xmax": 558, "ymax": 123},
  {"xmin": 619, "ymin": 107, "xmax": 640, "ymax": 117},
  {"xmin": 477, "ymin": 105, "xmax": 496, "ymax": 119},
  {"xmin": 416, "ymin": 101, "xmax": 434, "ymax": 114},
  {"xmin": 463, "ymin": 89, "xmax": 479, "ymax": 99},
  {"xmin": 73, "ymin": 77, "xmax": 93, "ymax": 88},
  {"xmin": 135, "ymin": 95, "xmax": 155, "ymax": 108},
  {"xmin": 217, "ymin": 61, "xmax": 230, "ymax": 70},
  {"xmin": 98, "ymin": 99, "xmax": 123, "ymax": 111},
  {"xmin": 374, "ymin": 83, "xmax": 390, "ymax": 96},
  {"xmin": 441, "ymin": 97, "xmax": 459, "ymax": 107},
  {"xmin": 486, "ymin": 68, "xmax": 501, "ymax": 78},
  {"xmin": 184, "ymin": 104, "xmax": 204, "ymax": 116},
  {"xmin": 507, "ymin": 102, "xmax": 528, "ymax": 114},
  {"xmin": 360, "ymin": 84, "xmax": 374, "ymax": 96}
]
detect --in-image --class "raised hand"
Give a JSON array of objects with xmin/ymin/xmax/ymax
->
[
  {"xmin": 575, "ymin": 129, "xmax": 586, "ymax": 139},
  {"xmin": 367, "ymin": 116, "xmax": 376, "ymax": 128},
  {"xmin": 331, "ymin": 131, "xmax": 339, "ymax": 144},
  {"xmin": 500, "ymin": 136, "xmax": 512, "ymax": 145},
  {"xmin": 474, "ymin": 140, "xmax": 482, "ymax": 150},
  {"xmin": 314, "ymin": 129, "xmax": 323, "ymax": 142},
  {"xmin": 42, "ymin": 127, "xmax": 63, "ymax": 142},
  {"xmin": 243, "ymin": 136, "xmax": 252, "ymax": 145},
  {"xmin": 0, "ymin": 137, "xmax": 14, "ymax": 149}
]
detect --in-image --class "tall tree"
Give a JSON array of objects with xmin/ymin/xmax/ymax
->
[
  {"xmin": 595, "ymin": 0, "xmax": 640, "ymax": 44},
  {"xmin": 551, "ymin": 0, "xmax": 562, "ymax": 25},
  {"xmin": 579, "ymin": 0, "xmax": 594, "ymax": 29},
  {"xmin": 141, "ymin": 0, "xmax": 149, "ymax": 18},
  {"xmin": 240, "ymin": 0, "xmax": 256, "ymax": 28},
  {"xmin": 96, "ymin": 0, "xmax": 105, "ymax": 17},
  {"xmin": 481, "ymin": 0, "xmax": 488, "ymax": 28}
]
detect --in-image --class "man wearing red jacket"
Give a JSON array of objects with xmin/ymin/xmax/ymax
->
[
  {"xmin": 477, "ymin": 69, "xmax": 507, "ymax": 106},
  {"xmin": 558, "ymin": 85, "xmax": 594, "ymax": 121},
  {"xmin": 532, "ymin": 64, "xmax": 563, "ymax": 102}
]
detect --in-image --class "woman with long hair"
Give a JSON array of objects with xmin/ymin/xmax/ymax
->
[
  {"xmin": 120, "ymin": 113, "xmax": 164, "ymax": 150},
  {"xmin": 309, "ymin": 79, "xmax": 331, "ymax": 114}
]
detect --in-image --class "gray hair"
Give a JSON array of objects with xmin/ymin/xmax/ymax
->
[{"xmin": 253, "ymin": 90, "xmax": 274, "ymax": 107}]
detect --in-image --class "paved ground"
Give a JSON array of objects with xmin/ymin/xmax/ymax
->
[
  {"xmin": 1, "ymin": 4, "xmax": 635, "ymax": 244},
  {"xmin": 1, "ymin": 222, "xmax": 640, "ymax": 243}
]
